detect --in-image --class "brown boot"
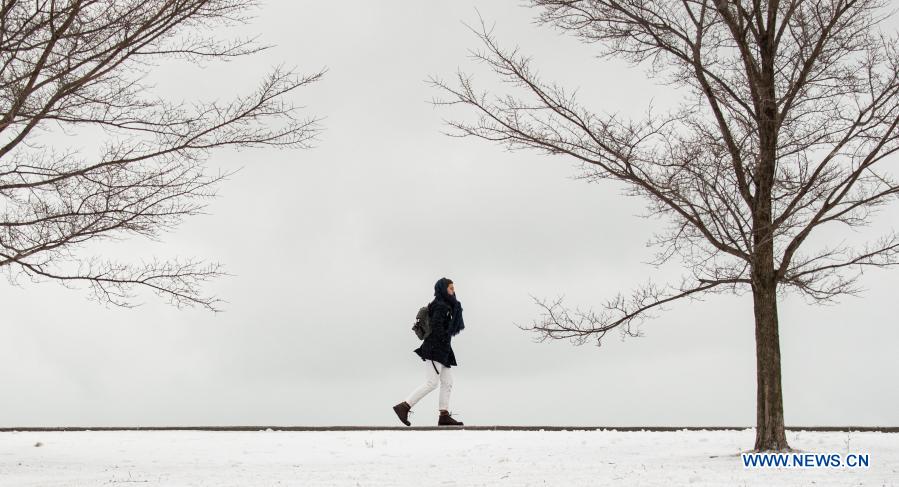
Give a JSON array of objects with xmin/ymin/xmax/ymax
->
[
  {"xmin": 437, "ymin": 409, "xmax": 463, "ymax": 426},
  {"xmin": 392, "ymin": 401, "xmax": 412, "ymax": 426}
]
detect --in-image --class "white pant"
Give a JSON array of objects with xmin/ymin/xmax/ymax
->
[{"xmin": 405, "ymin": 360, "xmax": 454, "ymax": 411}]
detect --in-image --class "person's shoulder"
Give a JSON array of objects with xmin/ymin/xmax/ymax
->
[{"xmin": 430, "ymin": 299, "xmax": 450, "ymax": 310}]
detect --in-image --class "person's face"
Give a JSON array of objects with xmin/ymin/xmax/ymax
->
[{"xmin": 447, "ymin": 282, "xmax": 455, "ymax": 296}]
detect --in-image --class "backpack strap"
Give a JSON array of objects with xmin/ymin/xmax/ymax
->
[{"xmin": 431, "ymin": 360, "xmax": 440, "ymax": 375}]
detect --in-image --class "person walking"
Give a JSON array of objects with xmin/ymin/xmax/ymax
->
[{"xmin": 393, "ymin": 277, "xmax": 465, "ymax": 426}]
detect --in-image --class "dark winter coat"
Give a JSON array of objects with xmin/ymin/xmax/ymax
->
[{"xmin": 413, "ymin": 298, "xmax": 458, "ymax": 368}]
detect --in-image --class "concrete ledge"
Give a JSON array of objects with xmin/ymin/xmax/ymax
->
[{"xmin": 1, "ymin": 426, "xmax": 896, "ymax": 432}]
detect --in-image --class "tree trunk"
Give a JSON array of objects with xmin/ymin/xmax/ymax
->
[
  {"xmin": 751, "ymin": 279, "xmax": 791, "ymax": 451},
  {"xmin": 750, "ymin": 177, "xmax": 791, "ymax": 451},
  {"xmin": 751, "ymin": 33, "xmax": 790, "ymax": 452}
]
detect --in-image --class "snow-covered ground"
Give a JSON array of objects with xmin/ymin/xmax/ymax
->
[{"xmin": 0, "ymin": 429, "xmax": 895, "ymax": 486}]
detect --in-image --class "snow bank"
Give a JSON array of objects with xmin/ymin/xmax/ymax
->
[{"xmin": 1, "ymin": 429, "xmax": 895, "ymax": 486}]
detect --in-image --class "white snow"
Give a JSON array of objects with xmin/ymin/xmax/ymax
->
[{"xmin": 1, "ymin": 429, "xmax": 896, "ymax": 486}]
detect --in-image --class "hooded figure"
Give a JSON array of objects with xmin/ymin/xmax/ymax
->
[
  {"xmin": 413, "ymin": 277, "xmax": 465, "ymax": 368},
  {"xmin": 394, "ymin": 277, "xmax": 466, "ymax": 427}
]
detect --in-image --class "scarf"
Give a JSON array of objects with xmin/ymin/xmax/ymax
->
[{"xmin": 433, "ymin": 277, "xmax": 465, "ymax": 337}]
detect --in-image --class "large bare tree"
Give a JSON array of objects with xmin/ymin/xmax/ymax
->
[
  {"xmin": 430, "ymin": 0, "xmax": 899, "ymax": 451},
  {"xmin": 0, "ymin": 0, "xmax": 323, "ymax": 311}
]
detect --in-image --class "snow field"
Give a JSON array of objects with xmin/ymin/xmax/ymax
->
[{"xmin": 1, "ymin": 429, "xmax": 896, "ymax": 486}]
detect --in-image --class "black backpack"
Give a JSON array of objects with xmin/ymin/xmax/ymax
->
[{"xmin": 412, "ymin": 304, "xmax": 431, "ymax": 340}]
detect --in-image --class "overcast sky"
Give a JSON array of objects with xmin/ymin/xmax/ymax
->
[{"xmin": 1, "ymin": 1, "xmax": 897, "ymax": 428}]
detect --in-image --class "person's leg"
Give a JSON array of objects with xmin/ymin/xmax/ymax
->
[
  {"xmin": 437, "ymin": 363, "xmax": 454, "ymax": 411},
  {"xmin": 404, "ymin": 360, "xmax": 440, "ymax": 407}
]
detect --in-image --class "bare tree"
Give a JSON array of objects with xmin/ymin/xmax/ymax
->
[
  {"xmin": 430, "ymin": 0, "xmax": 899, "ymax": 451},
  {"xmin": 0, "ymin": 0, "xmax": 324, "ymax": 311}
]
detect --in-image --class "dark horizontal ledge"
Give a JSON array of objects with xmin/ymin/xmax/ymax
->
[{"xmin": 1, "ymin": 426, "xmax": 897, "ymax": 433}]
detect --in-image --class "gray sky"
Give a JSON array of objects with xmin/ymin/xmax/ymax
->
[{"xmin": 1, "ymin": 1, "xmax": 897, "ymax": 427}]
